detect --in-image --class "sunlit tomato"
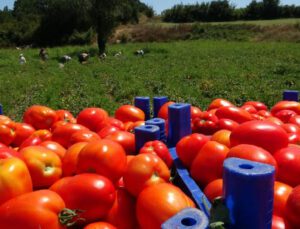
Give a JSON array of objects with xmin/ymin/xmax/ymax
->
[
  {"xmin": 70, "ymin": 130, "xmax": 101, "ymax": 145},
  {"xmin": 0, "ymin": 147, "xmax": 23, "ymax": 160},
  {"xmin": 139, "ymin": 140, "xmax": 173, "ymax": 168},
  {"xmin": 77, "ymin": 140, "xmax": 127, "ymax": 182},
  {"xmin": 266, "ymin": 117, "xmax": 284, "ymax": 126},
  {"xmin": 241, "ymin": 104, "xmax": 258, "ymax": 114},
  {"xmin": 272, "ymin": 215, "xmax": 285, "ymax": 229},
  {"xmin": 282, "ymin": 124, "xmax": 300, "ymax": 144},
  {"xmin": 12, "ymin": 122, "xmax": 35, "ymax": 147},
  {"xmin": 0, "ymin": 124, "xmax": 15, "ymax": 145},
  {"xmin": 0, "ymin": 190, "xmax": 67, "ymax": 229},
  {"xmin": 107, "ymin": 117, "xmax": 125, "ymax": 130},
  {"xmin": 218, "ymin": 119, "xmax": 239, "ymax": 131},
  {"xmin": 211, "ymin": 129, "xmax": 231, "ymax": 148},
  {"xmin": 176, "ymin": 133, "xmax": 209, "ymax": 169},
  {"xmin": 274, "ymin": 146, "xmax": 300, "ymax": 187},
  {"xmin": 257, "ymin": 110, "xmax": 272, "ymax": 118},
  {"xmin": 273, "ymin": 181, "xmax": 293, "ymax": 217},
  {"xmin": 106, "ymin": 188, "xmax": 137, "ymax": 229},
  {"xmin": 50, "ymin": 174, "xmax": 115, "ymax": 224},
  {"xmin": 62, "ymin": 142, "xmax": 88, "ymax": 177},
  {"xmin": 20, "ymin": 146, "xmax": 62, "ymax": 189},
  {"xmin": 193, "ymin": 111, "xmax": 219, "ymax": 135},
  {"xmin": 55, "ymin": 109, "xmax": 76, "ymax": 123},
  {"xmin": 23, "ymin": 105, "xmax": 58, "ymax": 130},
  {"xmin": 51, "ymin": 123, "xmax": 88, "ymax": 148},
  {"xmin": 226, "ymin": 144, "xmax": 277, "ymax": 171},
  {"xmin": 31, "ymin": 129, "xmax": 52, "ymax": 141},
  {"xmin": 285, "ymin": 185, "xmax": 300, "ymax": 228},
  {"xmin": 157, "ymin": 102, "xmax": 175, "ymax": 120},
  {"xmin": 0, "ymin": 115, "xmax": 14, "ymax": 127},
  {"xmin": 230, "ymin": 121, "xmax": 289, "ymax": 154},
  {"xmin": 0, "ymin": 157, "xmax": 32, "ymax": 205},
  {"xmin": 289, "ymin": 115, "xmax": 300, "ymax": 127},
  {"xmin": 40, "ymin": 141, "xmax": 67, "ymax": 159},
  {"xmin": 215, "ymin": 106, "xmax": 253, "ymax": 124},
  {"xmin": 275, "ymin": 110, "xmax": 297, "ymax": 123},
  {"xmin": 271, "ymin": 101, "xmax": 300, "ymax": 115},
  {"xmin": 191, "ymin": 106, "xmax": 202, "ymax": 119},
  {"xmin": 51, "ymin": 120, "xmax": 69, "ymax": 131},
  {"xmin": 77, "ymin": 108, "xmax": 109, "ymax": 132},
  {"xmin": 136, "ymin": 183, "xmax": 195, "ymax": 229},
  {"xmin": 124, "ymin": 121, "xmax": 145, "ymax": 132},
  {"xmin": 98, "ymin": 126, "xmax": 120, "ymax": 138},
  {"xmin": 115, "ymin": 105, "xmax": 145, "ymax": 123},
  {"xmin": 207, "ymin": 98, "xmax": 234, "ymax": 111},
  {"xmin": 204, "ymin": 179, "xmax": 223, "ymax": 202},
  {"xmin": 84, "ymin": 222, "xmax": 117, "ymax": 229},
  {"xmin": 105, "ymin": 131, "xmax": 135, "ymax": 155},
  {"xmin": 244, "ymin": 101, "xmax": 268, "ymax": 111},
  {"xmin": 191, "ymin": 141, "xmax": 229, "ymax": 187},
  {"xmin": 123, "ymin": 154, "xmax": 170, "ymax": 196},
  {"xmin": 19, "ymin": 136, "xmax": 42, "ymax": 150}
]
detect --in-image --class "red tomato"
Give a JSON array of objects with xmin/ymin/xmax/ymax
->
[
  {"xmin": 207, "ymin": 98, "xmax": 234, "ymax": 110},
  {"xmin": 273, "ymin": 181, "xmax": 293, "ymax": 217},
  {"xmin": 77, "ymin": 107, "xmax": 109, "ymax": 132},
  {"xmin": 105, "ymin": 131, "xmax": 135, "ymax": 155},
  {"xmin": 70, "ymin": 130, "xmax": 101, "ymax": 145},
  {"xmin": 20, "ymin": 146, "xmax": 62, "ymax": 188},
  {"xmin": 31, "ymin": 129, "xmax": 52, "ymax": 141},
  {"xmin": 0, "ymin": 157, "xmax": 32, "ymax": 205},
  {"xmin": 77, "ymin": 140, "xmax": 127, "ymax": 182},
  {"xmin": 55, "ymin": 109, "xmax": 76, "ymax": 123},
  {"xmin": 204, "ymin": 179, "xmax": 223, "ymax": 202},
  {"xmin": 257, "ymin": 110, "xmax": 272, "ymax": 118},
  {"xmin": 211, "ymin": 129, "xmax": 231, "ymax": 148},
  {"xmin": 190, "ymin": 141, "xmax": 229, "ymax": 187},
  {"xmin": 285, "ymin": 185, "xmax": 300, "ymax": 228},
  {"xmin": 12, "ymin": 122, "xmax": 35, "ymax": 147},
  {"xmin": 193, "ymin": 111, "xmax": 219, "ymax": 135},
  {"xmin": 98, "ymin": 126, "xmax": 120, "ymax": 138},
  {"xmin": 51, "ymin": 123, "xmax": 88, "ymax": 148},
  {"xmin": 282, "ymin": 124, "xmax": 300, "ymax": 144},
  {"xmin": 244, "ymin": 101, "xmax": 268, "ymax": 111},
  {"xmin": 40, "ymin": 141, "xmax": 67, "ymax": 159},
  {"xmin": 274, "ymin": 146, "xmax": 300, "ymax": 187},
  {"xmin": 0, "ymin": 190, "xmax": 67, "ymax": 229},
  {"xmin": 0, "ymin": 124, "xmax": 16, "ymax": 145},
  {"xmin": 275, "ymin": 110, "xmax": 297, "ymax": 123},
  {"xmin": 23, "ymin": 105, "xmax": 58, "ymax": 130},
  {"xmin": 191, "ymin": 106, "xmax": 202, "ymax": 119},
  {"xmin": 0, "ymin": 115, "xmax": 14, "ymax": 127},
  {"xmin": 215, "ymin": 106, "xmax": 253, "ymax": 124},
  {"xmin": 62, "ymin": 142, "xmax": 88, "ymax": 177},
  {"xmin": 106, "ymin": 188, "xmax": 137, "ymax": 229},
  {"xmin": 230, "ymin": 121, "xmax": 289, "ymax": 154},
  {"xmin": 157, "ymin": 102, "xmax": 175, "ymax": 120},
  {"xmin": 123, "ymin": 154, "xmax": 170, "ymax": 196},
  {"xmin": 0, "ymin": 142, "xmax": 7, "ymax": 149},
  {"xmin": 136, "ymin": 183, "xmax": 195, "ymax": 229},
  {"xmin": 115, "ymin": 105, "xmax": 145, "ymax": 123},
  {"xmin": 271, "ymin": 101, "xmax": 300, "ymax": 115},
  {"xmin": 123, "ymin": 121, "xmax": 145, "ymax": 132},
  {"xmin": 226, "ymin": 144, "xmax": 277, "ymax": 171},
  {"xmin": 139, "ymin": 140, "xmax": 173, "ymax": 168},
  {"xmin": 176, "ymin": 133, "xmax": 210, "ymax": 169},
  {"xmin": 84, "ymin": 222, "xmax": 117, "ymax": 229},
  {"xmin": 107, "ymin": 117, "xmax": 125, "ymax": 130},
  {"xmin": 19, "ymin": 136, "xmax": 42, "ymax": 150},
  {"xmin": 50, "ymin": 173, "xmax": 116, "ymax": 224},
  {"xmin": 289, "ymin": 115, "xmax": 300, "ymax": 127},
  {"xmin": 0, "ymin": 147, "xmax": 23, "ymax": 160},
  {"xmin": 218, "ymin": 119, "xmax": 239, "ymax": 131},
  {"xmin": 266, "ymin": 117, "xmax": 284, "ymax": 126},
  {"xmin": 241, "ymin": 104, "xmax": 258, "ymax": 114},
  {"xmin": 272, "ymin": 215, "xmax": 285, "ymax": 229}
]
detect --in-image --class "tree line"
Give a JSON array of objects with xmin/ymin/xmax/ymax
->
[
  {"xmin": 162, "ymin": 0, "xmax": 300, "ymax": 23},
  {"xmin": 0, "ymin": 0, "xmax": 154, "ymax": 53}
]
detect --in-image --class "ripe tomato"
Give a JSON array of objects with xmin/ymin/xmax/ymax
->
[
  {"xmin": 106, "ymin": 188, "xmax": 137, "ymax": 229},
  {"xmin": 136, "ymin": 183, "xmax": 195, "ymax": 229},
  {"xmin": 23, "ymin": 105, "xmax": 58, "ymax": 130},
  {"xmin": 218, "ymin": 119, "xmax": 239, "ymax": 131},
  {"xmin": 157, "ymin": 102, "xmax": 175, "ymax": 120},
  {"xmin": 243, "ymin": 101, "xmax": 268, "ymax": 111},
  {"xmin": 139, "ymin": 140, "xmax": 173, "ymax": 168},
  {"xmin": 193, "ymin": 111, "xmax": 219, "ymax": 135},
  {"xmin": 257, "ymin": 110, "xmax": 272, "ymax": 118},
  {"xmin": 0, "ymin": 124, "xmax": 15, "ymax": 145},
  {"xmin": 77, "ymin": 140, "xmax": 127, "ymax": 182},
  {"xmin": 207, "ymin": 98, "xmax": 233, "ymax": 110},
  {"xmin": 19, "ymin": 136, "xmax": 42, "ymax": 150},
  {"xmin": 123, "ymin": 121, "xmax": 145, "ymax": 132},
  {"xmin": 272, "ymin": 215, "xmax": 285, "ymax": 229},
  {"xmin": 285, "ymin": 185, "xmax": 300, "ymax": 228},
  {"xmin": 31, "ymin": 129, "xmax": 52, "ymax": 141},
  {"xmin": 176, "ymin": 133, "xmax": 209, "ymax": 169},
  {"xmin": 0, "ymin": 115, "xmax": 14, "ymax": 127},
  {"xmin": 204, "ymin": 179, "xmax": 223, "ymax": 202},
  {"xmin": 0, "ymin": 157, "xmax": 32, "ymax": 205},
  {"xmin": 230, "ymin": 121, "xmax": 289, "ymax": 154},
  {"xmin": 211, "ymin": 129, "xmax": 231, "ymax": 148},
  {"xmin": 274, "ymin": 110, "xmax": 297, "ymax": 123},
  {"xmin": 123, "ymin": 154, "xmax": 170, "ymax": 196},
  {"xmin": 273, "ymin": 181, "xmax": 293, "ymax": 217},
  {"xmin": 190, "ymin": 141, "xmax": 229, "ymax": 187},
  {"xmin": 84, "ymin": 222, "xmax": 117, "ymax": 229},
  {"xmin": 20, "ymin": 146, "xmax": 62, "ymax": 188},
  {"xmin": 0, "ymin": 147, "xmax": 23, "ymax": 159},
  {"xmin": 191, "ymin": 106, "xmax": 202, "ymax": 119},
  {"xmin": 282, "ymin": 123, "xmax": 300, "ymax": 144},
  {"xmin": 107, "ymin": 117, "xmax": 125, "ymax": 130},
  {"xmin": 226, "ymin": 144, "xmax": 277, "ymax": 171},
  {"xmin": 12, "ymin": 122, "xmax": 35, "ymax": 147},
  {"xmin": 241, "ymin": 104, "xmax": 258, "ymax": 114},
  {"xmin": 215, "ymin": 106, "xmax": 253, "ymax": 124},
  {"xmin": 62, "ymin": 142, "xmax": 88, "ymax": 177},
  {"xmin": 40, "ymin": 141, "xmax": 67, "ymax": 159},
  {"xmin": 105, "ymin": 131, "xmax": 135, "ymax": 155},
  {"xmin": 289, "ymin": 115, "xmax": 300, "ymax": 127},
  {"xmin": 98, "ymin": 126, "xmax": 120, "ymax": 138},
  {"xmin": 55, "ymin": 109, "xmax": 76, "ymax": 123},
  {"xmin": 273, "ymin": 146, "xmax": 300, "ymax": 187},
  {"xmin": 77, "ymin": 107, "xmax": 109, "ymax": 132},
  {"xmin": 115, "ymin": 105, "xmax": 145, "ymax": 123},
  {"xmin": 271, "ymin": 101, "xmax": 300, "ymax": 115},
  {"xmin": 50, "ymin": 174, "xmax": 116, "ymax": 224},
  {"xmin": 70, "ymin": 130, "xmax": 101, "ymax": 145}
]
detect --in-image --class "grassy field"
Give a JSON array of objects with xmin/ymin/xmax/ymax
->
[{"xmin": 0, "ymin": 39, "xmax": 299, "ymax": 121}]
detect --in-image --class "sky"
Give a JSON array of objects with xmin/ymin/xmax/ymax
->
[{"xmin": 1, "ymin": 0, "xmax": 300, "ymax": 14}]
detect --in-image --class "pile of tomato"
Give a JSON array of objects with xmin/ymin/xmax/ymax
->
[{"xmin": 0, "ymin": 98, "xmax": 300, "ymax": 229}]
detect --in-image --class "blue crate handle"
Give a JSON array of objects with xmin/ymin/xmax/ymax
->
[
  {"xmin": 283, "ymin": 90, "xmax": 299, "ymax": 101},
  {"xmin": 162, "ymin": 208, "xmax": 209, "ymax": 229},
  {"xmin": 134, "ymin": 96, "xmax": 151, "ymax": 120},
  {"xmin": 146, "ymin": 118, "xmax": 166, "ymax": 143},
  {"xmin": 0, "ymin": 104, "xmax": 2, "ymax": 115},
  {"xmin": 223, "ymin": 158, "xmax": 275, "ymax": 229},
  {"xmin": 153, "ymin": 96, "xmax": 168, "ymax": 118},
  {"xmin": 134, "ymin": 124, "xmax": 160, "ymax": 153}
]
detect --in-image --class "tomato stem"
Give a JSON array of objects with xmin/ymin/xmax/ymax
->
[{"xmin": 59, "ymin": 208, "xmax": 85, "ymax": 227}]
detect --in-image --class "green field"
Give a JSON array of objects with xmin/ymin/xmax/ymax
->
[{"xmin": 0, "ymin": 40, "xmax": 300, "ymax": 121}]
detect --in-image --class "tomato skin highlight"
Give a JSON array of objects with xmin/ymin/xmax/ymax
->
[
  {"xmin": 77, "ymin": 108, "xmax": 109, "ymax": 132},
  {"xmin": 273, "ymin": 181, "xmax": 292, "ymax": 217}
]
